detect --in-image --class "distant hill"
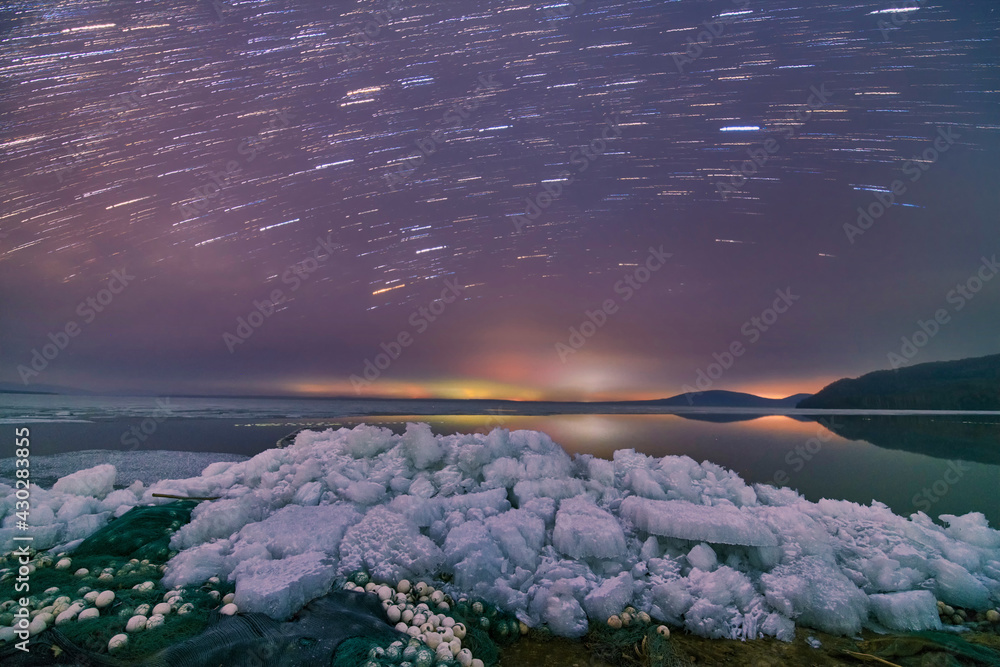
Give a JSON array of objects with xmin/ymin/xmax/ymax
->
[
  {"xmin": 642, "ymin": 390, "xmax": 812, "ymax": 409},
  {"xmin": 798, "ymin": 353, "xmax": 1000, "ymax": 410}
]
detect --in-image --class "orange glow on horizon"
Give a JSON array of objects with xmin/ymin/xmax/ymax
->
[
  {"xmin": 729, "ymin": 377, "xmax": 836, "ymax": 399},
  {"xmin": 280, "ymin": 376, "xmax": 830, "ymax": 402}
]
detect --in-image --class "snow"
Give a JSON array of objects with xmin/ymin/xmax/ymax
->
[{"xmin": 10, "ymin": 424, "xmax": 1000, "ymax": 642}]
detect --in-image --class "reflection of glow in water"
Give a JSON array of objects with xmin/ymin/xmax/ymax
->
[
  {"xmin": 535, "ymin": 415, "xmax": 630, "ymax": 452},
  {"xmin": 734, "ymin": 414, "xmax": 821, "ymax": 434}
]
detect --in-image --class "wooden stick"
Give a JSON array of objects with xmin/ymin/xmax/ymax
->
[
  {"xmin": 843, "ymin": 650, "xmax": 903, "ymax": 667},
  {"xmin": 151, "ymin": 493, "xmax": 220, "ymax": 501}
]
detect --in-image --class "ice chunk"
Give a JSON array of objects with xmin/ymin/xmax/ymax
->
[
  {"xmin": 52, "ymin": 464, "xmax": 116, "ymax": 499},
  {"xmin": 163, "ymin": 541, "xmax": 232, "ymax": 589},
  {"xmin": 339, "ymin": 506, "xmax": 444, "ymax": 582},
  {"xmin": 96, "ymin": 423, "xmax": 997, "ymax": 643},
  {"xmin": 62, "ymin": 512, "xmax": 110, "ymax": 542},
  {"xmin": 443, "ymin": 487, "xmax": 510, "ymax": 514},
  {"xmin": 522, "ymin": 452, "xmax": 572, "ymax": 480},
  {"xmin": 0, "ymin": 523, "xmax": 63, "ymax": 551},
  {"xmin": 293, "ymin": 481, "xmax": 323, "ymax": 505},
  {"xmin": 443, "ymin": 520, "xmax": 506, "ymax": 591},
  {"xmin": 387, "ymin": 494, "xmax": 442, "ymax": 527},
  {"xmin": 482, "ymin": 457, "xmax": 527, "ymax": 489},
  {"xmin": 234, "ymin": 504, "xmax": 360, "ymax": 559},
  {"xmin": 337, "ymin": 424, "xmax": 395, "ymax": 459},
  {"xmin": 170, "ymin": 496, "xmax": 269, "ymax": 550},
  {"xmin": 684, "ymin": 598, "xmax": 731, "ymax": 638},
  {"xmin": 583, "ymin": 572, "xmax": 633, "ymax": 620},
  {"xmin": 626, "ymin": 467, "xmax": 668, "ymax": 499},
  {"xmin": 343, "ymin": 481, "xmax": 386, "ymax": 505},
  {"xmin": 761, "ymin": 557, "xmax": 870, "ymax": 636},
  {"xmin": 941, "ymin": 513, "xmax": 1000, "ymax": 550},
  {"xmin": 651, "ymin": 578, "xmax": 692, "ymax": 623},
  {"xmin": 553, "ymin": 496, "xmax": 626, "ymax": 560},
  {"xmin": 621, "ymin": 497, "xmax": 778, "ymax": 547},
  {"xmin": 231, "ymin": 551, "xmax": 337, "ymax": 620},
  {"xmin": 56, "ymin": 496, "xmax": 99, "ymax": 522},
  {"xmin": 486, "ymin": 509, "xmax": 546, "ymax": 570},
  {"xmin": 400, "ymin": 422, "xmax": 443, "ymax": 469},
  {"xmin": 931, "ymin": 557, "xmax": 990, "ymax": 609},
  {"xmin": 513, "ymin": 478, "xmax": 586, "ymax": 505},
  {"xmin": 201, "ymin": 461, "xmax": 237, "ymax": 477},
  {"xmin": 535, "ymin": 578, "xmax": 589, "ymax": 637},
  {"xmin": 869, "ymin": 591, "xmax": 942, "ymax": 632},
  {"xmin": 687, "ymin": 543, "xmax": 718, "ymax": 572},
  {"xmin": 855, "ymin": 556, "xmax": 925, "ymax": 593},
  {"xmin": 100, "ymin": 488, "xmax": 141, "ymax": 514}
]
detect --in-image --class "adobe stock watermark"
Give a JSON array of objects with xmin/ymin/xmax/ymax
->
[
  {"xmin": 844, "ymin": 126, "xmax": 959, "ymax": 244},
  {"xmin": 120, "ymin": 398, "xmax": 174, "ymax": 451},
  {"xmin": 339, "ymin": 0, "xmax": 405, "ymax": 61},
  {"xmin": 350, "ymin": 279, "xmax": 465, "ymax": 391},
  {"xmin": 912, "ymin": 460, "xmax": 971, "ymax": 513},
  {"xmin": 482, "ymin": 407, "xmax": 511, "ymax": 433},
  {"xmin": 17, "ymin": 269, "xmax": 136, "ymax": 384},
  {"xmin": 673, "ymin": 0, "xmax": 750, "ymax": 74},
  {"xmin": 223, "ymin": 235, "xmax": 341, "ymax": 353},
  {"xmin": 555, "ymin": 246, "xmax": 672, "ymax": 362},
  {"xmin": 875, "ymin": 1, "xmax": 927, "ymax": 41},
  {"xmin": 383, "ymin": 74, "xmax": 501, "ymax": 191},
  {"xmin": 887, "ymin": 254, "xmax": 998, "ymax": 369},
  {"xmin": 177, "ymin": 109, "xmax": 295, "ymax": 221},
  {"xmin": 682, "ymin": 288, "xmax": 800, "ymax": 402},
  {"xmin": 772, "ymin": 417, "xmax": 841, "ymax": 487},
  {"xmin": 511, "ymin": 113, "xmax": 623, "ymax": 233},
  {"xmin": 211, "ymin": 0, "xmax": 231, "ymax": 20},
  {"xmin": 54, "ymin": 80, "xmax": 162, "ymax": 184},
  {"xmin": 542, "ymin": 0, "xmax": 587, "ymax": 20},
  {"xmin": 716, "ymin": 84, "xmax": 833, "ymax": 200}
]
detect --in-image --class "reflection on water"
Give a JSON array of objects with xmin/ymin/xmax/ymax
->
[
  {"xmin": 816, "ymin": 414, "xmax": 1000, "ymax": 466},
  {"xmin": 326, "ymin": 413, "xmax": 1000, "ymax": 527}
]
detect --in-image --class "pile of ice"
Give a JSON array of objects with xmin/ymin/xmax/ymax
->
[
  {"xmin": 0, "ymin": 464, "xmax": 145, "ymax": 552},
  {"xmin": 4, "ymin": 424, "xmax": 1000, "ymax": 641}
]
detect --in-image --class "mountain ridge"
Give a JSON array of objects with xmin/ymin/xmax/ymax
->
[{"xmin": 798, "ymin": 353, "xmax": 1000, "ymax": 410}]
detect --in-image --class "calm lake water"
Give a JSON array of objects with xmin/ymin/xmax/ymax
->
[{"xmin": 2, "ymin": 394, "xmax": 998, "ymax": 526}]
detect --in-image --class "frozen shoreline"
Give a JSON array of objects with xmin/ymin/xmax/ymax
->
[
  {"xmin": 0, "ymin": 449, "xmax": 248, "ymax": 488},
  {"xmin": 2, "ymin": 424, "xmax": 998, "ymax": 642}
]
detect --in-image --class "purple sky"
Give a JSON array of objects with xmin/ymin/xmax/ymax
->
[{"xmin": 1, "ymin": 0, "xmax": 998, "ymax": 400}]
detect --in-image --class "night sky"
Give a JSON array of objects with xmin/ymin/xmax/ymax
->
[{"xmin": 1, "ymin": 0, "xmax": 998, "ymax": 400}]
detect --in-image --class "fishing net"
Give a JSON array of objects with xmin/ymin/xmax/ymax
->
[
  {"xmin": 0, "ymin": 501, "xmax": 233, "ymax": 663},
  {"xmin": 585, "ymin": 620, "xmax": 685, "ymax": 667}
]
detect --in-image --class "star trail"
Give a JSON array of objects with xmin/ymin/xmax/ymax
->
[{"xmin": 0, "ymin": 0, "xmax": 998, "ymax": 399}]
